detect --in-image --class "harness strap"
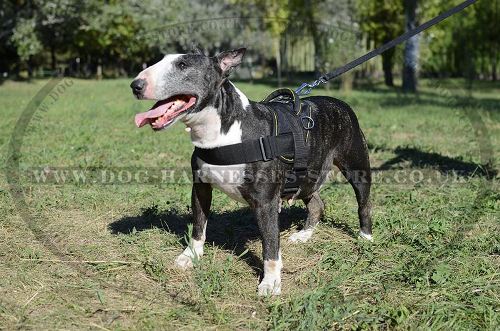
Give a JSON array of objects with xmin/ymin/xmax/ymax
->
[
  {"xmin": 194, "ymin": 133, "xmax": 294, "ymax": 166},
  {"xmin": 194, "ymin": 88, "xmax": 312, "ymax": 197},
  {"xmin": 262, "ymin": 89, "xmax": 311, "ymax": 195}
]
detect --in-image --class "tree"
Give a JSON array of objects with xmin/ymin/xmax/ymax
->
[
  {"xmin": 235, "ymin": 0, "xmax": 291, "ymax": 86},
  {"xmin": 399, "ymin": 0, "xmax": 498, "ymax": 81},
  {"xmin": 474, "ymin": 0, "xmax": 499, "ymax": 81},
  {"xmin": 304, "ymin": 0, "xmax": 359, "ymax": 91},
  {"xmin": 402, "ymin": 0, "xmax": 419, "ymax": 93},
  {"xmin": 0, "ymin": 0, "xmax": 26, "ymax": 75},
  {"xmin": 356, "ymin": 0, "xmax": 404, "ymax": 87},
  {"xmin": 75, "ymin": 1, "xmax": 143, "ymax": 78},
  {"xmin": 5, "ymin": 0, "xmax": 86, "ymax": 75},
  {"xmin": 10, "ymin": 18, "xmax": 42, "ymax": 77},
  {"xmin": 261, "ymin": 0, "xmax": 291, "ymax": 86}
]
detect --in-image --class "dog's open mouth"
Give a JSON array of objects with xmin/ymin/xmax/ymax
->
[{"xmin": 134, "ymin": 95, "xmax": 197, "ymax": 130}]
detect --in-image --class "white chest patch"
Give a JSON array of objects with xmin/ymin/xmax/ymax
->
[
  {"xmin": 183, "ymin": 106, "xmax": 241, "ymax": 149},
  {"xmin": 183, "ymin": 105, "xmax": 246, "ymax": 203},
  {"xmin": 197, "ymin": 159, "xmax": 246, "ymax": 203}
]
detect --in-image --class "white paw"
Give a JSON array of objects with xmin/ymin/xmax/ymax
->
[
  {"xmin": 174, "ymin": 240, "xmax": 204, "ymax": 270},
  {"xmin": 359, "ymin": 231, "xmax": 373, "ymax": 241},
  {"xmin": 258, "ymin": 278, "xmax": 281, "ymax": 296},
  {"xmin": 289, "ymin": 229, "xmax": 313, "ymax": 243},
  {"xmin": 174, "ymin": 254, "xmax": 194, "ymax": 270}
]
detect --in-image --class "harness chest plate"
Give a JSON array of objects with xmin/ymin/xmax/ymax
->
[
  {"xmin": 193, "ymin": 88, "xmax": 314, "ymax": 197},
  {"xmin": 262, "ymin": 89, "xmax": 313, "ymax": 195}
]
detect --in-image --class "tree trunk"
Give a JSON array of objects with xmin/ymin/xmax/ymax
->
[
  {"xmin": 50, "ymin": 44, "xmax": 56, "ymax": 72},
  {"xmin": 96, "ymin": 58, "xmax": 103, "ymax": 80},
  {"xmin": 402, "ymin": 0, "xmax": 419, "ymax": 93},
  {"xmin": 274, "ymin": 37, "xmax": 282, "ymax": 87},
  {"xmin": 341, "ymin": 72, "xmax": 353, "ymax": 93},
  {"xmin": 305, "ymin": 0, "xmax": 320, "ymax": 74},
  {"xmin": 247, "ymin": 56, "xmax": 254, "ymax": 84},
  {"xmin": 27, "ymin": 56, "xmax": 33, "ymax": 79},
  {"xmin": 382, "ymin": 48, "xmax": 395, "ymax": 87},
  {"xmin": 492, "ymin": 48, "xmax": 498, "ymax": 81}
]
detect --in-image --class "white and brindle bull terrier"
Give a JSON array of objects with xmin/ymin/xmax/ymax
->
[{"xmin": 130, "ymin": 48, "xmax": 372, "ymax": 296}]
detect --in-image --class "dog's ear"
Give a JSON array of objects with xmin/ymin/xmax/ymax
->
[
  {"xmin": 216, "ymin": 48, "xmax": 246, "ymax": 76},
  {"xmin": 190, "ymin": 45, "xmax": 204, "ymax": 55}
]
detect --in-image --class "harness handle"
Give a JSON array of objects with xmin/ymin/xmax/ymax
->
[{"xmin": 295, "ymin": 0, "xmax": 478, "ymax": 96}]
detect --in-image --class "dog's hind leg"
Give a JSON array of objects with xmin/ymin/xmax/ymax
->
[
  {"xmin": 175, "ymin": 183, "xmax": 212, "ymax": 269},
  {"xmin": 337, "ymin": 141, "xmax": 373, "ymax": 241},
  {"xmin": 350, "ymin": 173, "xmax": 372, "ymax": 241},
  {"xmin": 289, "ymin": 192, "xmax": 324, "ymax": 243}
]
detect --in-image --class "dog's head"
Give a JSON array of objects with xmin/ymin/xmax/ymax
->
[{"xmin": 131, "ymin": 48, "xmax": 245, "ymax": 130}]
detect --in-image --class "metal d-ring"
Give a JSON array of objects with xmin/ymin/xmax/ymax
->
[{"xmin": 300, "ymin": 116, "xmax": 315, "ymax": 130}]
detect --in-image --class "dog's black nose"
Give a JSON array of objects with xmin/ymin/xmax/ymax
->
[{"xmin": 130, "ymin": 79, "xmax": 146, "ymax": 97}]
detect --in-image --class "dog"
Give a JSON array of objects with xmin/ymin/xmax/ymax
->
[{"xmin": 130, "ymin": 48, "xmax": 372, "ymax": 296}]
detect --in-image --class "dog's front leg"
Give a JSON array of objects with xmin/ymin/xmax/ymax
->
[
  {"xmin": 255, "ymin": 197, "xmax": 282, "ymax": 296},
  {"xmin": 175, "ymin": 183, "xmax": 212, "ymax": 269}
]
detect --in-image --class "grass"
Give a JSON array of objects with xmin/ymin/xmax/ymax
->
[{"xmin": 0, "ymin": 77, "xmax": 498, "ymax": 330}]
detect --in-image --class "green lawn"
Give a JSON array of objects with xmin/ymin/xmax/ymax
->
[{"xmin": 0, "ymin": 78, "xmax": 498, "ymax": 330}]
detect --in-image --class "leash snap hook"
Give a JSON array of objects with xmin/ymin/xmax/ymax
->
[
  {"xmin": 295, "ymin": 78, "xmax": 326, "ymax": 96},
  {"xmin": 295, "ymin": 82, "xmax": 313, "ymax": 96},
  {"xmin": 300, "ymin": 115, "xmax": 315, "ymax": 130}
]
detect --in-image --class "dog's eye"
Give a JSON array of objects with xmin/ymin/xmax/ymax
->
[{"xmin": 178, "ymin": 61, "xmax": 187, "ymax": 70}]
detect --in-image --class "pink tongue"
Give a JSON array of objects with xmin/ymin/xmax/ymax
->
[{"xmin": 134, "ymin": 100, "xmax": 175, "ymax": 128}]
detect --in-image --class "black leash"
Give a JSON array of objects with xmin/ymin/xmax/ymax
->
[{"xmin": 295, "ymin": 0, "xmax": 478, "ymax": 95}]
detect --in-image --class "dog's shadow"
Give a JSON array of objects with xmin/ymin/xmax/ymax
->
[{"xmin": 108, "ymin": 205, "xmax": 313, "ymax": 275}]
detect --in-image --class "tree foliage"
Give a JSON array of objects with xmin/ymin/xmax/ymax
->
[
  {"xmin": 356, "ymin": 0, "xmax": 404, "ymax": 86},
  {"xmin": 10, "ymin": 17, "xmax": 42, "ymax": 61},
  {"xmin": 1, "ymin": 0, "xmax": 497, "ymax": 82},
  {"xmin": 421, "ymin": 0, "xmax": 499, "ymax": 80}
]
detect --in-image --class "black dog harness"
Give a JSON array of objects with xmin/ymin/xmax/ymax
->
[{"xmin": 193, "ymin": 89, "xmax": 314, "ymax": 196}]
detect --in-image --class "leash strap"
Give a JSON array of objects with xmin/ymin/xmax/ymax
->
[{"xmin": 296, "ymin": 0, "xmax": 478, "ymax": 95}]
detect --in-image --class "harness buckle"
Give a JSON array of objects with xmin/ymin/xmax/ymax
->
[{"xmin": 259, "ymin": 137, "xmax": 271, "ymax": 161}]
